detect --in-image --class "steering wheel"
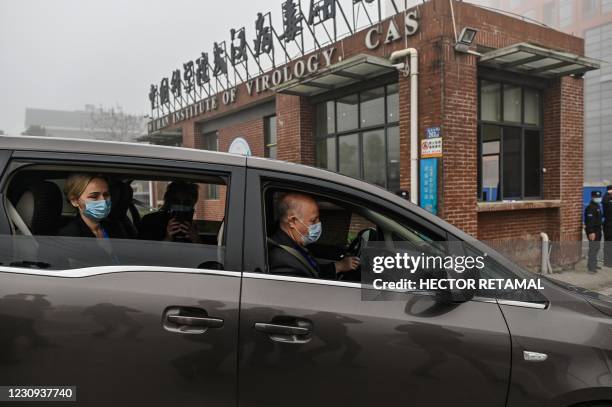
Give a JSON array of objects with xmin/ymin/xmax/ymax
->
[
  {"xmin": 338, "ymin": 227, "xmax": 377, "ymax": 282},
  {"xmin": 346, "ymin": 227, "xmax": 377, "ymax": 258}
]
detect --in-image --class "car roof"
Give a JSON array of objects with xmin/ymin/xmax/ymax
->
[
  {"xmin": 0, "ymin": 135, "xmax": 473, "ymax": 241},
  {"xmin": 0, "ymin": 135, "xmax": 246, "ymax": 166}
]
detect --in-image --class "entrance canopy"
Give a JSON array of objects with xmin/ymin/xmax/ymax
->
[
  {"xmin": 274, "ymin": 54, "xmax": 396, "ymax": 97},
  {"xmin": 479, "ymin": 42, "xmax": 602, "ymax": 78}
]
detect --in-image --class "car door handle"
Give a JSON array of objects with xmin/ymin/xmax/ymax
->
[
  {"xmin": 254, "ymin": 317, "xmax": 312, "ymax": 344},
  {"xmin": 254, "ymin": 322, "xmax": 309, "ymax": 336},
  {"xmin": 163, "ymin": 306, "xmax": 224, "ymax": 335},
  {"xmin": 167, "ymin": 315, "xmax": 224, "ymax": 328}
]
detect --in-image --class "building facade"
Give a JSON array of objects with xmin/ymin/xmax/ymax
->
[
  {"xmin": 465, "ymin": 0, "xmax": 612, "ymax": 185},
  {"xmin": 148, "ymin": 0, "xmax": 598, "ymax": 253}
]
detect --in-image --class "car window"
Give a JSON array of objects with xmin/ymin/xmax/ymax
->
[
  {"xmin": 1, "ymin": 166, "xmax": 231, "ymax": 271},
  {"xmin": 263, "ymin": 187, "xmax": 446, "ymax": 281}
]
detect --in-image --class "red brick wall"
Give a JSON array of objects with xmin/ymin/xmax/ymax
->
[
  {"xmin": 218, "ymin": 117, "xmax": 265, "ymax": 156},
  {"xmin": 440, "ymin": 46, "xmax": 479, "ymax": 236},
  {"xmin": 558, "ymin": 76, "xmax": 584, "ymax": 242},
  {"xmin": 276, "ymin": 94, "xmax": 315, "ymax": 165},
  {"xmin": 478, "ymin": 209, "xmax": 559, "ymax": 241},
  {"xmin": 181, "ymin": 119, "xmax": 202, "ymax": 149},
  {"xmin": 197, "ymin": 117, "xmax": 267, "ymax": 221},
  {"xmin": 195, "ymin": 185, "xmax": 226, "ymax": 222}
]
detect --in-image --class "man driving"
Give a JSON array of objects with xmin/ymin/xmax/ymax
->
[{"xmin": 269, "ymin": 193, "xmax": 360, "ymax": 279}]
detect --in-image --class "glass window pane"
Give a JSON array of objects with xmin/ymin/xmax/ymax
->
[
  {"xmin": 264, "ymin": 116, "xmax": 277, "ymax": 159},
  {"xmin": 363, "ymin": 130, "xmax": 385, "ymax": 187},
  {"xmin": 387, "ymin": 126, "xmax": 400, "ymax": 192},
  {"xmin": 266, "ymin": 116, "xmax": 277, "ymax": 144},
  {"xmin": 503, "ymin": 84, "xmax": 522, "ymax": 122},
  {"xmin": 316, "ymin": 101, "xmax": 334, "ymax": 136},
  {"xmin": 480, "ymin": 81, "xmax": 501, "ymax": 122},
  {"xmin": 203, "ymin": 131, "xmax": 218, "ymax": 151},
  {"xmin": 387, "ymin": 83, "xmax": 399, "ymax": 123},
  {"xmin": 337, "ymin": 94, "xmax": 359, "ymax": 132},
  {"xmin": 502, "ymin": 127, "xmax": 521, "ymax": 199},
  {"xmin": 338, "ymin": 133, "xmax": 359, "ymax": 178},
  {"xmin": 524, "ymin": 88, "xmax": 540, "ymax": 126},
  {"xmin": 482, "ymin": 156, "xmax": 500, "ymax": 201},
  {"xmin": 360, "ymin": 87, "xmax": 385, "ymax": 128},
  {"xmin": 316, "ymin": 137, "xmax": 336, "ymax": 171},
  {"xmin": 524, "ymin": 130, "xmax": 541, "ymax": 197},
  {"xmin": 481, "ymin": 125, "xmax": 501, "ymax": 201}
]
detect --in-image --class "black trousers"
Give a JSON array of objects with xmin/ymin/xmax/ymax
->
[
  {"xmin": 604, "ymin": 226, "xmax": 612, "ymax": 267},
  {"xmin": 588, "ymin": 230, "xmax": 602, "ymax": 271}
]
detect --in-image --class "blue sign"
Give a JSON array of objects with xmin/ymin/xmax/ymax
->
[
  {"xmin": 420, "ymin": 158, "xmax": 438, "ymax": 215},
  {"xmin": 425, "ymin": 126, "xmax": 441, "ymax": 139}
]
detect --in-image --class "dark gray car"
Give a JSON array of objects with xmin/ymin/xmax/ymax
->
[{"xmin": 0, "ymin": 136, "xmax": 610, "ymax": 407}]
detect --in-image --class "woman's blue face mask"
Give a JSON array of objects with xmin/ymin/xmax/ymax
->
[{"xmin": 82, "ymin": 199, "xmax": 112, "ymax": 221}]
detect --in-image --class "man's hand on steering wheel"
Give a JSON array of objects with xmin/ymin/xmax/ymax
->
[{"xmin": 334, "ymin": 256, "xmax": 360, "ymax": 273}]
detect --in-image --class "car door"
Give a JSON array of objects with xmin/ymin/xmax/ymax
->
[
  {"xmin": 0, "ymin": 150, "xmax": 245, "ymax": 406},
  {"xmin": 238, "ymin": 168, "xmax": 511, "ymax": 407}
]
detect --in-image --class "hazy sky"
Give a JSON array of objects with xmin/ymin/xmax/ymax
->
[{"xmin": 0, "ymin": 0, "xmax": 287, "ymax": 134}]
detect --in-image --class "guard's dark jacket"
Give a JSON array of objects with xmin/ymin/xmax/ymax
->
[
  {"xmin": 603, "ymin": 194, "xmax": 612, "ymax": 232},
  {"xmin": 268, "ymin": 229, "xmax": 336, "ymax": 279},
  {"xmin": 585, "ymin": 201, "xmax": 603, "ymax": 236}
]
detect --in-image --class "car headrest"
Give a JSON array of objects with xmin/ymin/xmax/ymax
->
[
  {"xmin": 109, "ymin": 182, "xmax": 134, "ymax": 219},
  {"xmin": 15, "ymin": 181, "xmax": 63, "ymax": 235}
]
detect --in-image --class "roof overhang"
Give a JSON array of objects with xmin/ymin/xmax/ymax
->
[
  {"xmin": 479, "ymin": 42, "xmax": 603, "ymax": 78},
  {"xmin": 274, "ymin": 54, "xmax": 397, "ymax": 97}
]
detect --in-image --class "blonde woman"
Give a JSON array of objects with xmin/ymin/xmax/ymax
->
[{"xmin": 58, "ymin": 173, "xmax": 126, "ymax": 239}]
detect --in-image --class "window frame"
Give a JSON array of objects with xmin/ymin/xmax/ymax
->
[
  {"xmin": 202, "ymin": 131, "xmax": 220, "ymax": 199},
  {"xmin": 477, "ymin": 78, "xmax": 544, "ymax": 201},
  {"xmin": 264, "ymin": 115, "xmax": 277, "ymax": 159},
  {"xmin": 314, "ymin": 82, "xmax": 400, "ymax": 191},
  {"xmin": 1, "ymin": 151, "xmax": 245, "ymax": 273},
  {"xmin": 242, "ymin": 168, "xmax": 449, "ymax": 282}
]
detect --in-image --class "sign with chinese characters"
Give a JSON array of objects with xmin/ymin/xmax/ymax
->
[
  {"xmin": 147, "ymin": 0, "xmax": 421, "ymax": 133},
  {"xmin": 420, "ymin": 158, "xmax": 437, "ymax": 215},
  {"xmin": 425, "ymin": 126, "xmax": 441, "ymax": 139},
  {"xmin": 421, "ymin": 137, "xmax": 442, "ymax": 158}
]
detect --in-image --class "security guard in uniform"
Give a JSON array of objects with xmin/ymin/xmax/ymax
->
[
  {"xmin": 585, "ymin": 190, "xmax": 603, "ymax": 273},
  {"xmin": 603, "ymin": 185, "xmax": 612, "ymax": 267}
]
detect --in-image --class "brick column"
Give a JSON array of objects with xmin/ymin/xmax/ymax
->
[
  {"xmin": 276, "ymin": 93, "xmax": 315, "ymax": 165},
  {"xmin": 399, "ymin": 73, "xmax": 412, "ymax": 193},
  {"xmin": 181, "ymin": 119, "xmax": 201, "ymax": 149},
  {"xmin": 440, "ymin": 46, "xmax": 479, "ymax": 236},
  {"xmin": 559, "ymin": 76, "xmax": 584, "ymax": 242}
]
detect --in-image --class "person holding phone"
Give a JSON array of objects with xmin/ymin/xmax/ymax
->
[{"xmin": 138, "ymin": 181, "xmax": 201, "ymax": 243}]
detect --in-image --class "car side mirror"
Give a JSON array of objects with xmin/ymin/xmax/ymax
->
[{"xmin": 433, "ymin": 268, "xmax": 477, "ymax": 304}]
